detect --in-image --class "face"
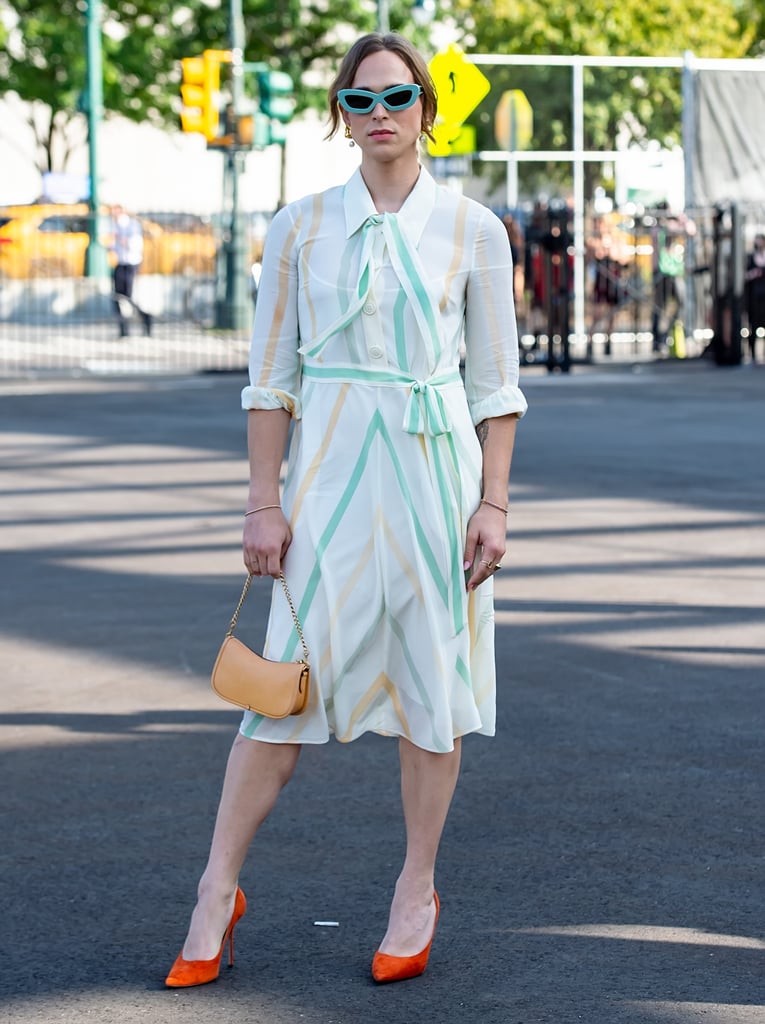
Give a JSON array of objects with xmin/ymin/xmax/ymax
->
[{"xmin": 343, "ymin": 50, "xmax": 423, "ymax": 162}]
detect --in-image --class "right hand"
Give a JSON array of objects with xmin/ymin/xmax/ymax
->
[{"xmin": 243, "ymin": 508, "xmax": 292, "ymax": 578}]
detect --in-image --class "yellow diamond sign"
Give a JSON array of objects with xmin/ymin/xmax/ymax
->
[
  {"xmin": 494, "ymin": 89, "xmax": 534, "ymax": 151},
  {"xmin": 427, "ymin": 45, "xmax": 490, "ymax": 157},
  {"xmin": 429, "ymin": 45, "xmax": 490, "ymax": 126}
]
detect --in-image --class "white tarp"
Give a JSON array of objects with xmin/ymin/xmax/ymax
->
[{"xmin": 691, "ymin": 68, "xmax": 765, "ymax": 206}]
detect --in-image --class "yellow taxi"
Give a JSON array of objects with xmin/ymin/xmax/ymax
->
[{"xmin": 0, "ymin": 204, "xmax": 217, "ymax": 278}]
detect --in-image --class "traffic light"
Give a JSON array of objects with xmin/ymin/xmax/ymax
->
[
  {"xmin": 180, "ymin": 49, "xmax": 231, "ymax": 141},
  {"xmin": 252, "ymin": 112, "xmax": 273, "ymax": 149},
  {"xmin": 256, "ymin": 70, "xmax": 295, "ymax": 125}
]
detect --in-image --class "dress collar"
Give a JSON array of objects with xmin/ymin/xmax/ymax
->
[{"xmin": 343, "ymin": 165, "xmax": 438, "ymax": 247}]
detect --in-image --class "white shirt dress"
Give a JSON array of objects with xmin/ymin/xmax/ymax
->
[{"xmin": 239, "ymin": 167, "xmax": 527, "ymax": 753}]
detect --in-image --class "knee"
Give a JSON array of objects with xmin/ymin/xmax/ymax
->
[{"xmin": 232, "ymin": 733, "xmax": 301, "ymax": 787}]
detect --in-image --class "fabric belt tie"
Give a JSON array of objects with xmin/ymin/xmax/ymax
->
[
  {"xmin": 404, "ymin": 376, "xmax": 454, "ymax": 437},
  {"xmin": 301, "ymin": 365, "xmax": 461, "ymax": 438}
]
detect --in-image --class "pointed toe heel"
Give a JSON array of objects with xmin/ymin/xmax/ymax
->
[
  {"xmin": 165, "ymin": 886, "xmax": 247, "ymax": 988},
  {"xmin": 371, "ymin": 891, "xmax": 440, "ymax": 984}
]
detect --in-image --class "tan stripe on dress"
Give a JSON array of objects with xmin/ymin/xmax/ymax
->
[
  {"xmin": 290, "ymin": 383, "xmax": 350, "ymax": 524},
  {"xmin": 339, "ymin": 671, "xmax": 413, "ymax": 743},
  {"xmin": 474, "ymin": 210, "xmax": 504, "ymax": 371},
  {"xmin": 257, "ymin": 211, "xmax": 301, "ymax": 388},
  {"xmin": 300, "ymin": 193, "xmax": 324, "ymax": 339},
  {"xmin": 382, "ymin": 511, "xmax": 425, "ymax": 602},
  {"xmin": 322, "ymin": 531, "xmax": 376, "ymax": 674},
  {"xmin": 440, "ymin": 199, "xmax": 468, "ymax": 312}
]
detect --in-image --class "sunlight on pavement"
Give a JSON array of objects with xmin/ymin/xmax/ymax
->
[
  {"xmin": 627, "ymin": 1001, "xmax": 765, "ymax": 1023},
  {"xmin": 511, "ymin": 923, "xmax": 765, "ymax": 949}
]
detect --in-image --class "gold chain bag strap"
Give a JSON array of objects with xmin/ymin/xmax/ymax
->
[{"xmin": 211, "ymin": 572, "xmax": 310, "ymax": 718}]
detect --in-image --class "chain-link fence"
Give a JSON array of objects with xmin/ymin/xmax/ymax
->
[
  {"xmin": 3, "ymin": 200, "xmax": 764, "ymax": 377},
  {"xmin": 0, "ymin": 205, "xmax": 267, "ymax": 376},
  {"xmin": 505, "ymin": 199, "xmax": 765, "ymax": 368}
]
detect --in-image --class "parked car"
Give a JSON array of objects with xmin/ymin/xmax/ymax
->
[
  {"xmin": 136, "ymin": 211, "xmax": 218, "ymax": 276},
  {"xmin": 0, "ymin": 204, "xmax": 216, "ymax": 279}
]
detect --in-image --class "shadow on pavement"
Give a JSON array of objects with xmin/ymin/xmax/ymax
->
[{"xmin": 1, "ymin": 365, "xmax": 763, "ymax": 1022}]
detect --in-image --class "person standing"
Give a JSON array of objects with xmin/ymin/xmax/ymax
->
[
  {"xmin": 502, "ymin": 212, "xmax": 526, "ymax": 309},
  {"xmin": 589, "ymin": 219, "xmax": 627, "ymax": 348},
  {"xmin": 107, "ymin": 205, "xmax": 152, "ymax": 337},
  {"xmin": 745, "ymin": 233, "xmax": 765, "ymax": 363},
  {"xmin": 652, "ymin": 223, "xmax": 685, "ymax": 352},
  {"xmin": 164, "ymin": 32, "xmax": 527, "ymax": 989}
]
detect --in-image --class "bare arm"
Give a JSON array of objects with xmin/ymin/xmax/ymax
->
[
  {"xmin": 242, "ymin": 408, "xmax": 292, "ymax": 578},
  {"xmin": 464, "ymin": 414, "xmax": 519, "ymax": 591}
]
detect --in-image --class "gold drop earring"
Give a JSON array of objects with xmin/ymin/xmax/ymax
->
[{"xmin": 345, "ymin": 124, "xmax": 355, "ymax": 147}]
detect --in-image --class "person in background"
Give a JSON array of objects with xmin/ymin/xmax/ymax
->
[
  {"xmin": 164, "ymin": 31, "xmax": 526, "ymax": 991},
  {"xmin": 107, "ymin": 205, "xmax": 152, "ymax": 338},
  {"xmin": 589, "ymin": 218, "xmax": 627, "ymax": 345},
  {"xmin": 651, "ymin": 220, "xmax": 686, "ymax": 352},
  {"xmin": 502, "ymin": 212, "xmax": 526, "ymax": 311},
  {"xmin": 745, "ymin": 233, "xmax": 765, "ymax": 363}
]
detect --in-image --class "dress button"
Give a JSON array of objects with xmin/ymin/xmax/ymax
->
[
  {"xmin": 368, "ymin": 345, "xmax": 384, "ymax": 359},
  {"xmin": 362, "ymin": 301, "xmax": 377, "ymax": 315}
]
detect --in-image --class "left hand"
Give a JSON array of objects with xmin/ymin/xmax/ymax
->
[{"xmin": 463, "ymin": 504, "xmax": 507, "ymax": 591}]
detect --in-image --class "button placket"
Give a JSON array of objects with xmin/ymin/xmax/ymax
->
[
  {"xmin": 361, "ymin": 294, "xmax": 386, "ymax": 362},
  {"xmin": 361, "ymin": 222, "xmax": 387, "ymax": 364}
]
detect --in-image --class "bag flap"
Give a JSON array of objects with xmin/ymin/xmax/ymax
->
[{"xmin": 211, "ymin": 637, "xmax": 308, "ymax": 719}]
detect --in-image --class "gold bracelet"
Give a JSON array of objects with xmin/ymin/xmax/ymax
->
[
  {"xmin": 480, "ymin": 498, "xmax": 509, "ymax": 515},
  {"xmin": 244, "ymin": 504, "xmax": 282, "ymax": 516}
]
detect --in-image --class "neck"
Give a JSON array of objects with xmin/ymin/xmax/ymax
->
[{"xmin": 360, "ymin": 155, "xmax": 422, "ymax": 214}]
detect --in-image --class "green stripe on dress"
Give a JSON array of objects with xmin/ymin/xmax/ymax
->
[{"xmin": 281, "ymin": 410, "xmax": 451, "ymax": 667}]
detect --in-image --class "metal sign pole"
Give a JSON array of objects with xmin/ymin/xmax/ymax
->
[
  {"xmin": 681, "ymin": 50, "xmax": 698, "ymax": 339},
  {"xmin": 84, "ymin": 0, "xmax": 109, "ymax": 277},
  {"xmin": 216, "ymin": 0, "xmax": 251, "ymax": 331},
  {"xmin": 572, "ymin": 60, "xmax": 585, "ymax": 344},
  {"xmin": 377, "ymin": 0, "xmax": 389, "ymax": 32}
]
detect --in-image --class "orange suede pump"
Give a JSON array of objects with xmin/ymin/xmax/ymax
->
[
  {"xmin": 165, "ymin": 886, "xmax": 247, "ymax": 988},
  {"xmin": 371, "ymin": 891, "xmax": 440, "ymax": 984}
]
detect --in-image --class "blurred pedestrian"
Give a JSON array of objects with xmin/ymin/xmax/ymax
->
[
  {"xmin": 652, "ymin": 223, "xmax": 685, "ymax": 351},
  {"xmin": 589, "ymin": 219, "xmax": 627, "ymax": 344},
  {"xmin": 107, "ymin": 205, "xmax": 152, "ymax": 338},
  {"xmin": 164, "ymin": 31, "xmax": 527, "ymax": 990},
  {"xmin": 745, "ymin": 233, "xmax": 765, "ymax": 363},
  {"xmin": 502, "ymin": 212, "xmax": 526, "ymax": 308}
]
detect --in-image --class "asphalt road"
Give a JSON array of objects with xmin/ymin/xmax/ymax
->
[{"xmin": 0, "ymin": 361, "xmax": 763, "ymax": 1024}]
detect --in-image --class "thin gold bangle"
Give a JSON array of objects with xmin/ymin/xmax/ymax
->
[
  {"xmin": 244, "ymin": 504, "xmax": 282, "ymax": 516},
  {"xmin": 480, "ymin": 498, "xmax": 509, "ymax": 515}
]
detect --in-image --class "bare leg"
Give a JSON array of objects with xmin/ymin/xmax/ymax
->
[
  {"xmin": 377, "ymin": 737, "xmax": 462, "ymax": 956},
  {"xmin": 179, "ymin": 734, "xmax": 301, "ymax": 960}
]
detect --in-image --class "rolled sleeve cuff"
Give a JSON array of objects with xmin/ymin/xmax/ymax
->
[
  {"xmin": 240, "ymin": 386, "xmax": 302, "ymax": 419},
  {"xmin": 469, "ymin": 384, "xmax": 528, "ymax": 425}
]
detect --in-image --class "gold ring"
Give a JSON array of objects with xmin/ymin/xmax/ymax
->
[{"xmin": 480, "ymin": 559, "xmax": 493, "ymax": 568}]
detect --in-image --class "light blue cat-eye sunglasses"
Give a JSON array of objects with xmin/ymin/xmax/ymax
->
[{"xmin": 338, "ymin": 84, "xmax": 423, "ymax": 114}]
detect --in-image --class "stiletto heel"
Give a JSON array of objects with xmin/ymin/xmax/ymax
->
[
  {"xmin": 371, "ymin": 891, "xmax": 440, "ymax": 984},
  {"xmin": 165, "ymin": 886, "xmax": 247, "ymax": 988}
]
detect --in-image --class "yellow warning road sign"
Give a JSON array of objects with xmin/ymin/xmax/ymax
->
[
  {"xmin": 494, "ymin": 89, "xmax": 533, "ymax": 151},
  {"xmin": 427, "ymin": 45, "xmax": 490, "ymax": 157}
]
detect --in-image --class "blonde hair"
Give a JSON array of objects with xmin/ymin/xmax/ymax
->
[{"xmin": 326, "ymin": 33, "xmax": 437, "ymax": 142}]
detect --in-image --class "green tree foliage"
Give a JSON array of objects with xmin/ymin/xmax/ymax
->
[
  {"xmin": 459, "ymin": 0, "xmax": 756, "ymax": 195},
  {"xmin": 1, "ymin": 0, "xmax": 189, "ymax": 171},
  {"xmin": 2, "ymin": 0, "xmax": 762, "ymax": 185},
  {"xmin": 0, "ymin": 0, "xmax": 426, "ymax": 174}
]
